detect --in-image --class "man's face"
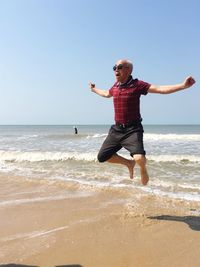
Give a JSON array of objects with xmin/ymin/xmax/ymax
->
[{"xmin": 113, "ymin": 60, "xmax": 131, "ymax": 83}]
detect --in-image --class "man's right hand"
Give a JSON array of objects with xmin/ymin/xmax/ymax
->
[
  {"xmin": 89, "ymin": 82, "xmax": 95, "ymax": 90},
  {"xmin": 88, "ymin": 83, "xmax": 111, "ymax": 98}
]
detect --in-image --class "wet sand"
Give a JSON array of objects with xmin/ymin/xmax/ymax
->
[{"xmin": 0, "ymin": 175, "xmax": 200, "ymax": 267}]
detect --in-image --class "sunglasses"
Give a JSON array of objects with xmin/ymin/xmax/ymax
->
[{"xmin": 113, "ymin": 64, "xmax": 128, "ymax": 71}]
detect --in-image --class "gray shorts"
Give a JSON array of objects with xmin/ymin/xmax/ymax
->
[{"xmin": 97, "ymin": 124, "xmax": 145, "ymax": 162}]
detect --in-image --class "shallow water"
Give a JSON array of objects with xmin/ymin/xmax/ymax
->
[{"xmin": 0, "ymin": 124, "xmax": 199, "ymax": 202}]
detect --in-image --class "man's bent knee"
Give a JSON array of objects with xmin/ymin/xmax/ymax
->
[
  {"xmin": 97, "ymin": 152, "xmax": 112, "ymax": 163},
  {"xmin": 97, "ymin": 153, "xmax": 107, "ymax": 163}
]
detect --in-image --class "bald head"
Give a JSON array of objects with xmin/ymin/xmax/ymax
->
[
  {"xmin": 114, "ymin": 59, "xmax": 133, "ymax": 83},
  {"xmin": 116, "ymin": 59, "xmax": 133, "ymax": 74}
]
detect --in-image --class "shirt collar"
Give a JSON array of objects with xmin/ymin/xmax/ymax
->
[{"xmin": 117, "ymin": 75, "xmax": 134, "ymax": 88}]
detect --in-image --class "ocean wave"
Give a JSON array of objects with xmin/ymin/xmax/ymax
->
[
  {"xmin": 44, "ymin": 132, "xmax": 200, "ymax": 141},
  {"xmin": 17, "ymin": 134, "xmax": 39, "ymax": 140},
  {"xmin": 0, "ymin": 150, "xmax": 97, "ymax": 163},
  {"xmin": 140, "ymin": 186, "xmax": 200, "ymax": 202},
  {"xmin": 0, "ymin": 150, "xmax": 199, "ymax": 163},
  {"xmin": 144, "ymin": 133, "xmax": 200, "ymax": 141},
  {"xmin": 86, "ymin": 133, "xmax": 107, "ymax": 139},
  {"xmin": 148, "ymin": 154, "xmax": 200, "ymax": 163},
  {"xmin": 46, "ymin": 134, "xmax": 88, "ymax": 139}
]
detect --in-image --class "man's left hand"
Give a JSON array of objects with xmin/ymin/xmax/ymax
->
[{"xmin": 183, "ymin": 76, "xmax": 196, "ymax": 88}]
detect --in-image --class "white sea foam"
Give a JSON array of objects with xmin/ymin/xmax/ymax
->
[
  {"xmin": 1, "ymin": 226, "xmax": 69, "ymax": 242},
  {"xmin": 17, "ymin": 134, "xmax": 39, "ymax": 140},
  {"xmin": 0, "ymin": 150, "xmax": 199, "ymax": 163},
  {"xmin": 1, "ymin": 216, "xmax": 101, "ymax": 242},
  {"xmin": 139, "ymin": 185, "xmax": 200, "ymax": 201},
  {"xmin": 0, "ymin": 195, "xmax": 68, "ymax": 207},
  {"xmin": 148, "ymin": 154, "xmax": 200, "ymax": 163},
  {"xmin": 0, "ymin": 192, "xmax": 92, "ymax": 207},
  {"xmin": 86, "ymin": 133, "xmax": 107, "ymax": 139},
  {"xmin": 144, "ymin": 133, "xmax": 200, "ymax": 141},
  {"xmin": 0, "ymin": 150, "xmax": 97, "ymax": 163},
  {"xmin": 179, "ymin": 183, "xmax": 200, "ymax": 190},
  {"xmin": 28, "ymin": 226, "xmax": 69, "ymax": 239}
]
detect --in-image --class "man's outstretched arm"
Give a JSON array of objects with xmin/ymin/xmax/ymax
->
[
  {"xmin": 148, "ymin": 76, "xmax": 196, "ymax": 94},
  {"xmin": 89, "ymin": 82, "xmax": 111, "ymax": 98}
]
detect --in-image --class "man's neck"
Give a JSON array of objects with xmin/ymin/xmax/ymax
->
[{"xmin": 119, "ymin": 75, "xmax": 133, "ymax": 86}]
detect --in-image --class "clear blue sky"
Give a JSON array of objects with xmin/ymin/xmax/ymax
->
[{"xmin": 0, "ymin": 0, "xmax": 199, "ymax": 125}]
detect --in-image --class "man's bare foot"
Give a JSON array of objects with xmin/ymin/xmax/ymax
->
[
  {"xmin": 127, "ymin": 160, "xmax": 135, "ymax": 179},
  {"xmin": 140, "ymin": 167, "xmax": 149, "ymax": 185}
]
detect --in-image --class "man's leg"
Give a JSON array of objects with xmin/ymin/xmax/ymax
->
[
  {"xmin": 107, "ymin": 153, "xmax": 135, "ymax": 179},
  {"xmin": 97, "ymin": 126, "xmax": 135, "ymax": 179},
  {"xmin": 133, "ymin": 154, "xmax": 149, "ymax": 185}
]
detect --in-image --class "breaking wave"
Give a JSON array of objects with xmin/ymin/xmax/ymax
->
[{"xmin": 0, "ymin": 150, "xmax": 200, "ymax": 163}]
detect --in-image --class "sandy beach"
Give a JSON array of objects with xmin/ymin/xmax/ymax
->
[{"xmin": 0, "ymin": 174, "xmax": 200, "ymax": 267}]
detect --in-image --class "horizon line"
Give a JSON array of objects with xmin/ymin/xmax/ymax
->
[{"xmin": 0, "ymin": 123, "xmax": 199, "ymax": 126}]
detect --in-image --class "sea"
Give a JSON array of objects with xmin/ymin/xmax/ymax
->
[{"xmin": 0, "ymin": 124, "xmax": 200, "ymax": 203}]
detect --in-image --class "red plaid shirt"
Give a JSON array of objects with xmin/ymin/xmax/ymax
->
[{"xmin": 109, "ymin": 76, "xmax": 151, "ymax": 124}]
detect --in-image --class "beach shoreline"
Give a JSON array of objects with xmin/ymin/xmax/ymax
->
[{"xmin": 1, "ymin": 175, "xmax": 200, "ymax": 267}]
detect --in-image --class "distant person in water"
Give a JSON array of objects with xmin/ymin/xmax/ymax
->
[
  {"xmin": 74, "ymin": 126, "xmax": 78, "ymax": 135},
  {"xmin": 89, "ymin": 59, "xmax": 196, "ymax": 185}
]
